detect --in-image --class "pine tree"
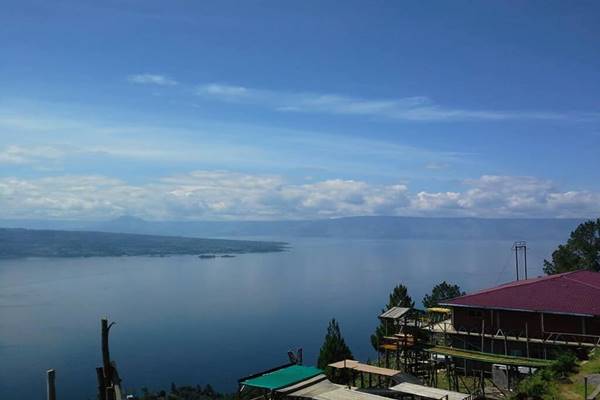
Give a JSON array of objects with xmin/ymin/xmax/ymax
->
[
  {"xmin": 370, "ymin": 284, "xmax": 414, "ymax": 351},
  {"xmin": 317, "ymin": 319, "xmax": 354, "ymax": 370},
  {"xmin": 422, "ymin": 281, "xmax": 464, "ymax": 308}
]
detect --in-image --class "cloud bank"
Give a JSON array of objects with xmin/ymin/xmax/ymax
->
[
  {"xmin": 196, "ymin": 83, "xmax": 595, "ymax": 122},
  {"xmin": 0, "ymin": 172, "xmax": 598, "ymax": 220}
]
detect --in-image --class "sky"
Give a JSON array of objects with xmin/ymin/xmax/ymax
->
[{"xmin": 1, "ymin": 1, "xmax": 599, "ymax": 220}]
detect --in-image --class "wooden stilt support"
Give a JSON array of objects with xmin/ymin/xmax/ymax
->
[
  {"xmin": 385, "ymin": 349, "xmax": 390, "ymax": 368},
  {"xmin": 446, "ymin": 357, "xmax": 451, "ymax": 390},
  {"xmin": 101, "ymin": 318, "xmax": 115, "ymax": 387},
  {"xmin": 96, "ymin": 367, "xmax": 106, "ymax": 400},
  {"xmin": 481, "ymin": 319, "xmax": 485, "ymax": 352},
  {"xmin": 525, "ymin": 322, "xmax": 530, "ymax": 358}
]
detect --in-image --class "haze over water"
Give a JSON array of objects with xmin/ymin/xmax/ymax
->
[{"xmin": 0, "ymin": 237, "xmax": 558, "ymax": 400}]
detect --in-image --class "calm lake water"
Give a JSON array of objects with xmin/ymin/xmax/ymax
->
[{"xmin": 0, "ymin": 238, "xmax": 559, "ymax": 400}]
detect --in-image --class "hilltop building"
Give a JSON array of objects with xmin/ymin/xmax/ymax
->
[{"xmin": 439, "ymin": 270, "xmax": 600, "ymax": 358}]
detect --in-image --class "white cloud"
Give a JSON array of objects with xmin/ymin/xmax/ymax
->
[
  {"xmin": 196, "ymin": 83, "xmax": 594, "ymax": 122},
  {"xmin": 0, "ymin": 172, "xmax": 597, "ymax": 220},
  {"xmin": 411, "ymin": 175, "xmax": 600, "ymax": 218},
  {"xmin": 0, "ymin": 145, "xmax": 66, "ymax": 165},
  {"xmin": 128, "ymin": 74, "xmax": 178, "ymax": 86}
]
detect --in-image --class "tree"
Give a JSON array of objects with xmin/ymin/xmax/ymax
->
[
  {"xmin": 317, "ymin": 319, "xmax": 354, "ymax": 370},
  {"xmin": 370, "ymin": 284, "xmax": 414, "ymax": 351},
  {"xmin": 422, "ymin": 281, "xmax": 465, "ymax": 309},
  {"xmin": 544, "ymin": 219, "xmax": 600, "ymax": 275}
]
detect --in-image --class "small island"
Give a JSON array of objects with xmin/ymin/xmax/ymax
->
[
  {"xmin": 198, "ymin": 254, "xmax": 217, "ymax": 259},
  {"xmin": 0, "ymin": 228, "xmax": 287, "ymax": 258}
]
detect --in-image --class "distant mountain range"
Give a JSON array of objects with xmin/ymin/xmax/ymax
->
[
  {"xmin": 0, "ymin": 228, "xmax": 286, "ymax": 258},
  {"xmin": 0, "ymin": 216, "xmax": 584, "ymax": 241}
]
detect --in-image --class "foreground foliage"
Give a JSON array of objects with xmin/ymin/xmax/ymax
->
[
  {"xmin": 556, "ymin": 348, "xmax": 600, "ymax": 400},
  {"xmin": 544, "ymin": 219, "xmax": 600, "ymax": 275},
  {"xmin": 514, "ymin": 351, "xmax": 579, "ymax": 400},
  {"xmin": 134, "ymin": 383, "xmax": 234, "ymax": 400}
]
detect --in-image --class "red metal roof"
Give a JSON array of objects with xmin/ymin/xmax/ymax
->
[{"xmin": 441, "ymin": 270, "xmax": 600, "ymax": 316}]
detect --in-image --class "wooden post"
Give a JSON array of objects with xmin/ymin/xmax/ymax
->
[
  {"xmin": 396, "ymin": 339, "xmax": 400, "ymax": 369},
  {"xmin": 525, "ymin": 322, "xmax": 530, "ymax": 358},
  {"xmin": 446, "ymin": 357, "xmax": 451, "ymax": 390},
  {"xmin": 584, "ymin": 376, "xmax": 588, "ymax": 400},
  {"xmin": 101, "ymin": 318, "xmax": 116, "ymax": 388},
  {"xmin": 47, "ymin": 369, "xmax": 56, "ymax": 400},
  {"xmin": 106, "ymin": 387, "xmax": 116, "ymax": 400},
  {"xmin": 480, "ymin": 369, "xmax": 485, "ymax": 396},
  {"xmin": 385, "ymin": 349, "xmax": 390, "ymax": 368},
  {"xmin": 102, "ymin": 318, "xmax": 112, "ymax": 385},
  {"xmin": 96, "ymin": 367, "xmax": 106, "ymax": 400},
  {"xmin": 481, "ymin": 319, "xmax": 485, "ymax": 352}
]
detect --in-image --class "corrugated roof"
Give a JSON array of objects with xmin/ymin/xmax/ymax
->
[
  {"xmin": 442, "ymin": 270, "xmax": 600, "ymax": 316},
  {"xmin": 241, "ymin": 365, "xmax": 323, "ymax": 390},
  {"xmin": 379, "ymin": 307, "xmax": 411, "ymax": 320}
]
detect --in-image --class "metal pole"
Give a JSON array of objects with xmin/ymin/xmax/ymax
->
[
  {"xmin": 524, "ymin": 244, "xmax": 528, "ymax": 280},
  {"xmin": 515, "ymin": 244, "xmax": 519, "ymax": 281}
]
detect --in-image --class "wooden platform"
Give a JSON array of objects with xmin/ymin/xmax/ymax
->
[
  {"xmin": 391, "ymin": 382, "xmax": 471, "ymax": 400},
  {"xmin": 429, "ymin": 320, "xmax": 599, "ymax": 348},
  {"xmin": 425, "ymin": 346, "xmax": 553, "ymax": 368},
  {"xmin": 328, "ymin": 360, "xmax": 401, "ymax": 377}
]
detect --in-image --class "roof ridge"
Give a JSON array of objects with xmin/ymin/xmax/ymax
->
[
  {"xmin": 458, "ymin": 274, "xmax": 562, "ymax": 298},
  {"xmin": 563, "ymin": 273, "xmax": 600, "ymax": 291}
]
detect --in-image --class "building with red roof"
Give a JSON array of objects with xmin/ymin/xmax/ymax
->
[{"xmin": 438, "ymin": 270, "xmax": 600, "ymax": 359}]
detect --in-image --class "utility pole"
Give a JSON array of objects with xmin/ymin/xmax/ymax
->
[{"xmin": 512, "ymin": 241, "xmax": 528, "ymax": 280}]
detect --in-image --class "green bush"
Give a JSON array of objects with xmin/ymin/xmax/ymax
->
[
  {"xmin": 550, "ymin": 351, "xmax": 578, "ymax": 378},
  {"xmin": 515, "ymin": 369, "xmax": 558, "ymax": 400}
]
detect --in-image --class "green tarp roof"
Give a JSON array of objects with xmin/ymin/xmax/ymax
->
[{"xmin": 241, "ymin": 365, "xmax": 323, "ymax": 390}]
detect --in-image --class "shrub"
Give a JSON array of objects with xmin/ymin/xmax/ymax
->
[
  {"xmin": 550, "ymin": 351, "xmax": 578, "ymax": 378},
  {"xmin": 514, "ymin": 369, "xmax": 558, "ymax": 400}
]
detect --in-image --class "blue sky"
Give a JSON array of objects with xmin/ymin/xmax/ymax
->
[{"xmin": 1, "ymin": 1, "xmax": 599, "ymax": 220}]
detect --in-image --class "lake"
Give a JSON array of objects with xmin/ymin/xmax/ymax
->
[{"xmin": 0, "ymin": 237, "xmax": 559, "ymax": 400}]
